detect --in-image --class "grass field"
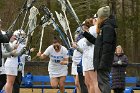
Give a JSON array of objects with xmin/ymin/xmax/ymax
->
[{"xmin": 20, "ymin": 89, "xmax": 140, "ymax": 93}]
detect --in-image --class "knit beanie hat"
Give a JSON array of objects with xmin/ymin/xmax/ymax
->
[{"xmin": 97, "ymin": 6, "xmax": 110, "ymax": 18}]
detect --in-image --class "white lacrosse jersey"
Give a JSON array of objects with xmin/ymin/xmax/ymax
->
[
  {"xmin": 71, "ymin": 38, "xmax": 84, "ymax": 75},
  {"xmin": 72, "ymin": 38, "xmax": 84, "ymax": 65},
  {"xmin": 5, "ymin": 43, "xmax": 25, "ymax": 68},
  {"xmin": 81, "ymin": 25, "xmax": 97, "ymax": 71},
  {"xmin": 76, "ymin": 37, "xmax": 95, "ymax": 71},
  {"xmin": 89, "ymin": 25, "xmax": 97, "ymax": 38},
  {"xmin": 43, "ymin": 45, "xmax": 68, "ymax": 73},
  {"xmin": 72, "ymin": 49, "xmax": 82, "ymax": 66}
]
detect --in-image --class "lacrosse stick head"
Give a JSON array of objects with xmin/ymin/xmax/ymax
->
[
  {"xmin": 40, "ymin": 5, "xmax": 51, "ymax": 18},
  {"xmin": 41, "ymin": 5, "xmax": 54, "ymax": 20},
  {"xmin": 29, "ymin": 6, "xmax": 39, "ymax": 19},
  {"xmin": 58, "ymin": 0, "xmax": 66, "ymax": 11},
  {"xmin": 39, "ymin": 5, "xmax": 54, "ymax": 26},
  {"xmin": 26, "ymin": 0, "xmax": 36, "ymax": 9},
  {"xmin": 74, "ymin": 27, "xmax": 84, "ymax": 42},
  {"xmin": 41, "ymin": 16, "xmax": 49, "ymax": 24},
  {"xmin": 41, "ymin": 16, "xmax": 53, "ymax": 27}
]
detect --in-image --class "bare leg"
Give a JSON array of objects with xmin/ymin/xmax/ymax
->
[
  {"xmin": 89, "ymin": 70, "xmax": 101, "ymax": 93},
  {"xmin": 13, "ymin": 72, "xmax": 22, "ymax": 93},
  {"xmin": 50, "ymin": 77, "xmax": 59, "ymax": 89},
  {"xmin": 74, "ymin": 75, "xmax": 81, "ymax": 93},
  {"xmin": 59, "ymin": 76, "xmax": 66, "ymax": 93},
  {"xmin": 84, "ymin": 71, "xmax": 94, "ymax": 93},
  {"xmin": 5, "ymin": 75, "xmax": 16, "ymax": 93}
]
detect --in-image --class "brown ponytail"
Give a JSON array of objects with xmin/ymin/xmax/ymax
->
[{"xmin": 84, "ymin": 18, "xmax": 94, "ymax": 28}]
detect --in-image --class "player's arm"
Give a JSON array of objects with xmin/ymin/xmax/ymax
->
[
  {"xmin": 37, "ymin": 46, "xmax": 51, "ymax": 60},
  {"xmin": 37, "ymin": 52, "xmax": 48, "ymax": 60},
  {"xmin": 60, "ymin": 47, "xmax": 69, "ymax": 65},
  {"xmin": 40, "ymin": 54, "xmax": 47, "ymax": 59}
]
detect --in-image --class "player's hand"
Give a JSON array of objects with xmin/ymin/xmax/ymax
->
[
  {"xmin": 14, "ymin": 44, "xmax": 19, "ymax": 49},
  {"xmin": 11, "ymin": 49, "xmax": 17, "ymax": 56},
  {"xmin": 72, "ymin": 42, "xmax": 77, "ymax": 48},
  {"xmin": 60, "ymin": 61, "xmax": 68, "ymax": 65},
  {"xmin": 37, "ymin": 52, "xmax": 41, "ymax": 57},
  {"xmin": 82, "ymin": 25, "xmax": 89, "ymax": 32},
  {"xmin": 30, "ymin": 48, "xmax": 35, "ymax": 52}
]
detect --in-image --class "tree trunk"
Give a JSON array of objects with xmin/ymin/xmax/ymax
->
[
  {"xmin": 121, "ymin": 0, "xmax": 126, "ymax": 50},
  {"xmin": 134, "ymin": 0, "xmax": 139, "ymax": 63}
]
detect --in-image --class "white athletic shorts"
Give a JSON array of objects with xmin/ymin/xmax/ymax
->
[
  {"xmin": 5, "ymin": 66, "xmax": 18, "ymax": 76},
  {"xmin": 82, "ymin": 56, "xmax": 94, "ymax": 72},
  {"xmin": 71, "ymin": 62, "xmax": 78, "ymax": 75},
  {"xmin": 49, "ymin": 70, "xmax": 68, "ymax": 78},
  {"xmin": 0, "ymin": 66, "xmax": 5, "ymax": 75}
]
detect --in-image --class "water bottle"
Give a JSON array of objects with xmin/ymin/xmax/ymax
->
[{"xmin": 24, "ymin": 72, "xmax": 33, "ymax": 87}]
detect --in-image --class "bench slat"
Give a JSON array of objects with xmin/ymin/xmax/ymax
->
[
  {"xmin": 32, "ymin": 76, "xmax": 75, "ymax": 83},
  {"xmin": 125, "ymin": 77, "xmax": 138, "ymax": 83},
  {"xmin": 33, "ymin": 76, "xmax": 50, "ymax": 82}
]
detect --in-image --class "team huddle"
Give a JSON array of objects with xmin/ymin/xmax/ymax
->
[{"xmin": 0, "ymin": 4, "xmax": 118, "ymax": 93}]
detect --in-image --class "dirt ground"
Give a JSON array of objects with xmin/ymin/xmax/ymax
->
[
  {"xmin": 20, "ymin": 89, "xmax": 73, "ymax": 93},
  {"xmin": 20, "ymin": 89, "xmax": 140, "ymax": 93}
]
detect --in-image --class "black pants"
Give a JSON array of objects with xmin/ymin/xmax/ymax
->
[
  {"xmin": 77, "ymin": 64, "xmax": 88, "ymax": 93},
  {"xmin": 0, "ymin": 74, "xmax": 6, "ymax": 90},
  {"xmin": 0, "ymin": 72, "xmax": 22, "ymax": 93},
  {"xmin": 97, "ymin": 69, "xmax": 111, "ymax": 93},
  {"xmin": 114, "ymin": 88, "xmax": 124, "ymax": 93},
  {"xmin": 12, "ymin": 72, "xmax": 22, "ymax": 93},
  {"xmin": 78, "ymin": 74, "xmax": 88, "ymax": 93}
]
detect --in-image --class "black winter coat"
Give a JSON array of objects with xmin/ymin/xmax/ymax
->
[
  {"xmin": 83, "ymin": 17, "xmax": 117, "ymax": 71},
  {"xmin": 0, "ymin": 31, "xmax": 13, "ymax": 66}
]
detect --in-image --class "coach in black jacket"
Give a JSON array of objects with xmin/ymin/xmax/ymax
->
[{"xmin": 82, "ymin": 6, "xmax": 117, "ymax": 93}]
